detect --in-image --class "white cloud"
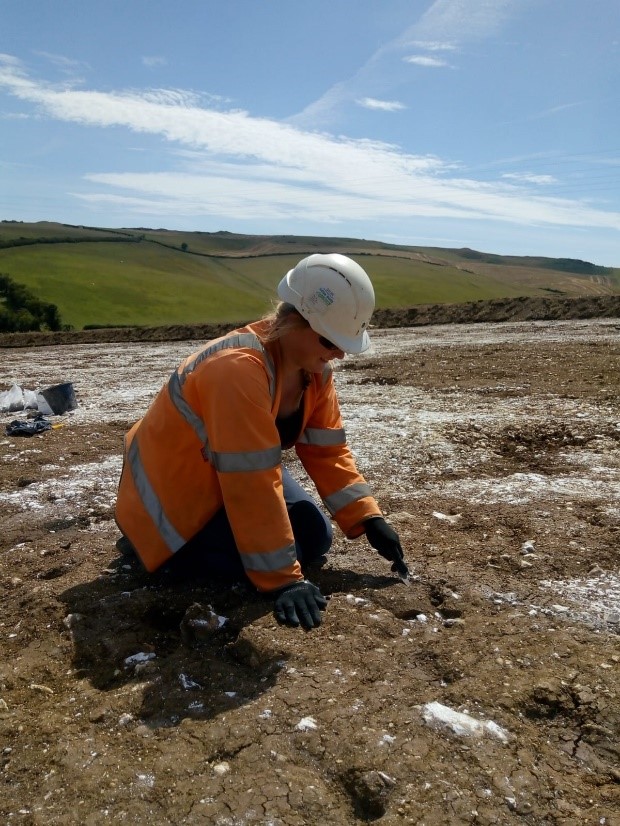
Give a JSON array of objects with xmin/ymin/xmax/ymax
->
[
  {"xmin": 140, "ymin": 88, "xmax": 202, "ymax": 107},
  {"xmin": 142, "ymin": 56, "xmax": 168, "ymax": 69},
  {"xmin": 75, "ymin": 168, "xmax": 620, "ymax": 232},
  {"xmin": 413, "ymin": 0, "xmax": 519, "ymax": 42},
  {"xmin": 1, "ymin": 56, "xmax": 619, "ymax": 234},
  {"xmin": 33, "ymin": 51, "xmax": 88, "ymax": 71},
  {"xmin": 502, "ymin": 173, "xmax": 557, "ymax": 185},
  {"xmin": 0, "ymin": 53, "xmax": 22, "ymax": 67},
  {"xmin": 404, "ymin": 55, "xmax": 449, "ymax": 67},
  {"xmin": 357, "ymin": 97, "xmax": 406, "ymax": 111},
  {"xmin": 407, "ymin": 40, "xmax": 457, "ymax": 51},
  {"xmin": 537, "ymin": 102, "xmax": 586, "ymax": 122}
]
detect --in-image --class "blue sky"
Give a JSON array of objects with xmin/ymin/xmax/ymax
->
[{"xmin": 1, "ymin": 0, "xmax": 619, "ymax": 265}]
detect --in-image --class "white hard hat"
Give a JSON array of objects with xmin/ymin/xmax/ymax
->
[{"xmin": 277, "ymin": 253, "xmax": 375, "ymax": 353}]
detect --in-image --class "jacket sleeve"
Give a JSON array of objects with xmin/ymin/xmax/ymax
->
[
  {"xmin": 295, "ymin": 369, "xmax": 382, "ymax": 538},
  {"xmin": 190, "ymin": 350, "xmax": 304, "ymax": 592}
]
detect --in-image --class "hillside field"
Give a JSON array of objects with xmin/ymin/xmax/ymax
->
[{"xmin": 1, "ymin": 221, "xmax": 618, "ymax": 330}]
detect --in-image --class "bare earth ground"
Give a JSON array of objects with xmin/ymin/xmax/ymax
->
[{"xmin": 1, "ymin": 318, "xmax": 619, "ymax": 825}]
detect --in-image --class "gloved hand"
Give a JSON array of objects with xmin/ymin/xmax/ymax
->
[
  {"xmin": 273, "ymin": 580, "xmax": 328, "ymax": 629},
  {"xmin": 364, "ymin": 517, "xmax": 410, "ymax": 578}
]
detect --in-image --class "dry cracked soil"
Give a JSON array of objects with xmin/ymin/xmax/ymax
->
[{"xmin": 1, "ymin": 317, "xmax": 619, "ymax": 825}]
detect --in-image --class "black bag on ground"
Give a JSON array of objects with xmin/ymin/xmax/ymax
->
[{"xmin": 6, "ymin": 416, "xmax": 52, "ymax": 436}]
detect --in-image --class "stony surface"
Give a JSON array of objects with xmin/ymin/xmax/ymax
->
[{"xmin": 1, "ymin": 317, "xmax": 619, "ymax": 825}]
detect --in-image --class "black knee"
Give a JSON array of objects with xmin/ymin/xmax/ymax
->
[{"xmin": 289, "ymin": 500, "xmax": 333, "ymax": 561}]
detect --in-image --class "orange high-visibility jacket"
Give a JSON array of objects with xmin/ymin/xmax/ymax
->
[{"xmin": 115, "ymin": 320, "xmax": 382, "ymax": 591}]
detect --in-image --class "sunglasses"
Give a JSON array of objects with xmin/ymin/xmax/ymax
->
[{"xmin": 318, "ymin": 334, "xmax": 338, "ymax": 351}]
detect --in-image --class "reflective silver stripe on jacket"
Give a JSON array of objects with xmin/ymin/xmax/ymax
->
[
  {"xmin": 297, "ymin": 427, "xmax": 346, "ymax": 446},
  {"xmin": 182, "ymin": 332, "xmax": 276, "ymax": 401},
  {"xmin": 167, "ymin": 331, "xmax": 278, "ymax": 465},
  {"xmin": 323, "ymin": 482, "xmax": 373, "ymax": 516},
  {"xmin": 241, "ymin": 542, "xmax": 297, "ymax": 572},
  {"xmin": 207, "ymin": 445, "xmax": 282, "ymax": 473},
  {"xmin": 168, "ymin": 369, "xmax": 208, "ymax": 442},
  {"xmin": 127, "ymin": 437, "xmax": 186, "ymax": 553}
]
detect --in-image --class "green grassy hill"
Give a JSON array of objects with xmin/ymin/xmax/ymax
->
[{"xmin": 1, "ymin": 221, "xmax": 618, "ymax": 330}]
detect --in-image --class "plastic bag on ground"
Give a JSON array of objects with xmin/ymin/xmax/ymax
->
[
  {"xmin": 0, "ymin": 383, "xmax": 24, "ymax": 413},
  {"xmin": 6, "ymin": 416, "xmax": 53, "ymax": 437},
  {"xmin": 23, "ymin": 388, "xmax": 39, "ymax": 410}
]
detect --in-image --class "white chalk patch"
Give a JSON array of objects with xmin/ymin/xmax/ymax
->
[
  {"xmin": 295, "ymin": 716, "xmax": 318, "ymax": 731},
  {"xmin": 179, "ymin": 673, "xmax": 202, "ymax": 691},
  {"xmin": 421, "ymin": 701, "xmax": 509, "ymax": 743},
  {"xmin": 430, "ymin": 473, "xmax": 620, "ymax": 506},
  {"xmin": 124, "ymin": 652, "xmax": 156, "ymax": 668},
  {"xmin": 345, "ymin": 594, "xmax": 367, "ymax": 605},
  {"xmin": 0, "ymin": 456, "xmax": 121, "ymax": 512},
  {"xmin": 540, "ymin": 572, "xmax": 620, "ymax": 629},
  {"xmin": 432, "ymin": 511, "xmax": 462, "ymax": 525}
]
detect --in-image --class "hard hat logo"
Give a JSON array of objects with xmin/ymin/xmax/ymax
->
[
  {"xmin": 277, "ymin": 253, "xmax": 375, "ymax": 354},
  {"xmin": 307, "ymin": 287, "xmax": 335, "ymax": 314}
]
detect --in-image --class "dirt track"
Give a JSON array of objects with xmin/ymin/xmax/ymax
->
[{"xmin": 1, "ymin": 318, "xmax": 619, "ymax": 825}]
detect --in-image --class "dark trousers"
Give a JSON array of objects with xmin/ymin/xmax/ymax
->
[{"xmin": 162, "ymin": 467, "xmax": 333, "ymax": 582}]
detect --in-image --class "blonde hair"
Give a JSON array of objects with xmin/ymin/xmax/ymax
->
[{"xmin": 260, "ymin": 301, "xmax": 309, "ymax": 344}]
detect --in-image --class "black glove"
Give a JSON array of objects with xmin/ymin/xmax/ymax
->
[
  {"xmin": 364, "ymin": 517, "xmax": 409, "ymax": 578},
  {"xmin": 273, "ymin": 580, "xmax": 328, "ymax": 629}
]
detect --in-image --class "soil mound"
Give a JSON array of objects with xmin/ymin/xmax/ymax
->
[{"xmin": 1, "ymin": 294, "xmax": 619, "ymax": 348}]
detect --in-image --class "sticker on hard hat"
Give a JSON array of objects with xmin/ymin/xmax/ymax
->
[{"xmin": 306, "ymin": 286, "xmax": 334, "ymax": 314}]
